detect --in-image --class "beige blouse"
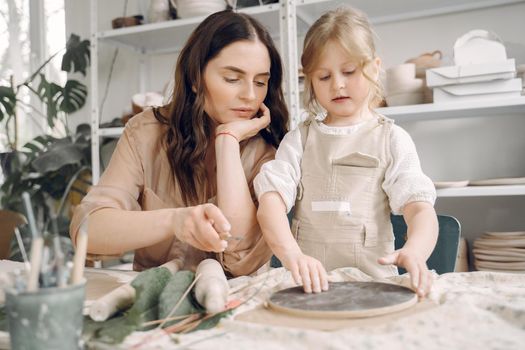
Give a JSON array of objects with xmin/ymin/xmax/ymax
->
[{"xmin": 70, "ymin": 109, "xmax": 276, "ymax": 276}]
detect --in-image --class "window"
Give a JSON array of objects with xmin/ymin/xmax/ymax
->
[{"xmin": 0, "ymin": 0, "xmax": 65, "ymax": 152}]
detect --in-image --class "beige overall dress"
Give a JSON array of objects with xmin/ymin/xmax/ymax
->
[{"xmin": 293, "ymin": 115, "xmax": 398, "ymax": 278}]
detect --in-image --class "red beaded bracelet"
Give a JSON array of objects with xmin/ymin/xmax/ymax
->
[{"xmin": 216, "ymin": 131, "xmax": 239, "ymax": 143}]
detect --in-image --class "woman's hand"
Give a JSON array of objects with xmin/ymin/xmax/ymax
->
[
  {"xmin": 280, "ymin": 251, "xmax": 329, "ymax": 294},
  {"xmin": 172, "ymin": 203, "xmax": 232, "ymax": 252},
  {"xmin": 378, "ymin": 247, "xmax": 433, "ymax": 297},
  {"xmin": 216, "ymin": 103, "xmax": 270, "ymax": 142}
]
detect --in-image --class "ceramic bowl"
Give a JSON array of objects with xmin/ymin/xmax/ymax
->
[
  {"xmin": 385, "ymin": 91, "xmax": 424, "ymax": 107},
  {"xmin": 386, "ymin": 63, "xmax": 416, "ymax": 83},
  {"xmin": 385, "ymin": 78, "xmax": 424, "ymax": 96}
]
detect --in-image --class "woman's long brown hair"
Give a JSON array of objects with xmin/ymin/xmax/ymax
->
[{"xmin": 154, "ymin": 10, "xmax": 289, "ymax": 205}]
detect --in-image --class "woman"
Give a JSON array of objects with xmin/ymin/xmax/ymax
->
[{"xmin": 70, "ymin": 10, "xmax": 289, "ymax": 276}]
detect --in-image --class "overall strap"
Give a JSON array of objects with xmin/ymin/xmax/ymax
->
[{"xmin": 296, "ymin": 118, "xmax": 312, "ymax": 201}]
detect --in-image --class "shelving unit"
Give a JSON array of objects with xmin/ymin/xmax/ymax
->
[
  {"xmin": 377, "ymin": 96, "xmax": 525, "ymax": 122},
  {"xmin": 89, "ymin": 1, "xmax": 284, "ymax": 183},
  {"xmin": 89, "ymin": 0, "xmax": 525, "ymax": 201},
  {"xmin": 294, "ymin": 0, "xmax": 524, "ymax": 29},
  {"xmin": 437, "ymin": 185, "xmax": 525, "ymax": 197},
  {"xmin": 96, "ymin": 3, "xmax": 281, "ymax": 54}
]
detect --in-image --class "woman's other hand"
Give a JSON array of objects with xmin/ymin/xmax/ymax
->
[
  {"xmin": 216, "ymin": 102, "xmax": 270, "ymax": 142},
  {"xmin": 172, "ymin": 203, "xmax": 232, "ymax": 252}
]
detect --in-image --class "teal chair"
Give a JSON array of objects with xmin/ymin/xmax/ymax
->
[
  {"xmin": 270, "ymin": 213, "xmax": 461, "ymax": 275},
  {"xmin": 391, "ymin": 214, "xmax": 460, "ymax": 274}
]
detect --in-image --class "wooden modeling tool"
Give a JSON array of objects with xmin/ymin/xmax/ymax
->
[
  {"xmin": 219, "ymin": 232, "xmax": 243, "ymax": 242},
  {"xmin": 71, "ymin": 218, "xmax": 88, "ymax": 285},
  {"xmin": 22, "ymin": 192, "xmax": 44, "ymax": 292},
  {"xmin": 89, "ymin": 259, "xmax": 181, "ymax": 321},
  {"xmin": 267, "ymin": 281, "xmax": 417, "ymax": 318},
  {"xmin": 14, "ymin": 228, "xmax": 30, "ymax": 272}
]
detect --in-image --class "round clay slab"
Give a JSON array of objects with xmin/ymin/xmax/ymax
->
[{"xmin": 268, "ymin": 281, "xmax": 417, "ymax": 318}]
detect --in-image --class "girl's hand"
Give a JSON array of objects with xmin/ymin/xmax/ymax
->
[
  {"xmin": 378, "ymin": 248, "xmax": 433, "ymax": 297},
  {"xmin": 281, "ymin": 251, "xmax": 329, "ymax": 294},
  {"xmin": 216, "ymin": 103, "xmax": 270, "ymax": 142},
  {"xmin": 172, "ymin": 203, "xmax": 232, "ymax": 253}
]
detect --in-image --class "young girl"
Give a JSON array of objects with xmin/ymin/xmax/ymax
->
[{"xmin": 255, "ymin": 7, "xmax": 437, "ymax": 296}]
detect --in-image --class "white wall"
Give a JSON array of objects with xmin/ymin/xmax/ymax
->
[{"xmin": 66, "ymin": 1, "xmax": 525, "ymax": 266}]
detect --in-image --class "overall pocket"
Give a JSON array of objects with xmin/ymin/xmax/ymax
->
[{"xmin": 331, "ymin": 152, "xmax": 380, "ymax": 221}]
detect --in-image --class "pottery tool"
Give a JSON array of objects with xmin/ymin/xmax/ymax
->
[
  {"xmin": 267, "ymin": 281, "xmax": 417, "ymax": 318},
  {"xmin": 50, "ymin": 214, "xmax": 66, "ymax": 287},
  {"xmin": 71, "ymin": 217, "xmax": 89, "ymax": 285},
  {"xmin": 22, "ymin": 192, "xmax": 44, "ymax": 292},
  {"xmin": 89, "ymin": 258, "xmax": 181, "ymax": 321},
  {"xmin": 158, "ymin": 273, "xmax": 201, "ymax": 329},
  {"xmin": 13, "ymin": 228, "xmax": 30, "ymax": 272},
  {"xmin": 219, "ymin": 232, "xmax": 243, "ymax": 242}
]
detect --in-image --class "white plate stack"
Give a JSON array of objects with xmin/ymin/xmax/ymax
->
[
  {"xmin": 518, "ymin": 64, "xmax": 525, "ymax": 95},
  {"xmin": 473, "ymin": 231, "xmax": 525, "ymax": 273}
]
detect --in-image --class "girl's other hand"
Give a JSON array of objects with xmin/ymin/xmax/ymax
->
[
  {"xmin": 378, "ymin": 248, "xmax": 433, "ymax": 297},
  {"xmin": 216, "ymin": 102, "xmax": 270, "ymax": 142},
  {"xmin": 281, "ymin": 251, "xmax": 329, "ymax": 294},
  {"xmin": 172, "ymin": 203, "xmax": 232, "ymax": 253}
]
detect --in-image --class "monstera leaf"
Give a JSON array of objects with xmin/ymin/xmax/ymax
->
[
  {"xmin": 62, "ymin": 34, "xmax": 90, "ymax": 76},
  {"xmin": 60, "ymin": 80, "xmax": 88, "ymax": 113},
  {"xmin": 31, "ymin": 143, "xmax": 84, "ymax": 174},
  {"xmin": 37, "ymin": 74, "xmax": 63, "ymax": 127},
  {"xmin": 0, "ymin": 86, "xmax": 16, "ymax": 123},
  {"xmin": 37, "ymin": 75, "xmax": 88, "ymax": 126}
]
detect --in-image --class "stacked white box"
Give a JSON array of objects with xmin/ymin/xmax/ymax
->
[{"xmin": 426, "ymin": 59, "xmax": 522, "ymax": 103}]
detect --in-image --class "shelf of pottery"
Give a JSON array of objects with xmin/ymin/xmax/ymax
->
[
  {"xmin": 473, "ymin": 231, "xmax": 525, "ymax": 273},
  {"xmin": 379, "ymin": 29, "xmax": 525, "ymax": 197}
]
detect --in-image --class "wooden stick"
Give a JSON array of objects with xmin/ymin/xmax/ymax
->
[
  {"xmin": 89, "ymin": 284, "xmax": 136, "ymax": 321},
  {"xmin": 14, "ymin": 228, "xmax": 30, "ymax": 272},
  {"xmin": 71, "ymin": 219, "xmax": 88, "ymax": 285},
  {"xmin": 88, "ymin": 259, "xmax": 181, "ymax": 322},
  {"xmin": 21, "ymin": 191, "xmax": 44, "ymax": 291},
  {"xmin": 157, "ymin": 273, "xmax": 201, "ymax": 329},
  {"xmin": 26, "ymin": 236, "xmax": 44, "ymax": 292},
  {"xmin": 141, "ymin": 314, "xmax": 193, "ymax": 327},
  {"xmin": 21, "ymin": 192, "xmax": 39, "ymax": 239}
]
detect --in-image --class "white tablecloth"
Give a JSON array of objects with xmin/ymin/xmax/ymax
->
[{"xmin": 118, "ymin": 267, "xmax": 525, "ymax": 350}]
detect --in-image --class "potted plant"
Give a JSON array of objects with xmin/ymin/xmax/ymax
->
[{"xmin": 0, "ymin": 34, "xmax": 91, "ymax": 259}]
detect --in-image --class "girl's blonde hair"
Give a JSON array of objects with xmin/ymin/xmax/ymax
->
[{"xmin": 301, "ymin": 7, "xmax": 383, "ymax": 115}]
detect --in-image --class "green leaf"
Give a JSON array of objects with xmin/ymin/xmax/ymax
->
[
  {"xmin": 128, "ymin": 267, "xmax": 173, "ymax": 318},
  {"xmin": 31, "ymin": 144, "xmax": 84, "ymax": 173},
  {"xmin": 60, "ymin": 80, "xmax": 87, "ymax": 113},
  {"xmin": 158, "ymin": 271, "xmax": 201, "ymax": 327},
  {"xmin": 37, "ymin": 74, "xmax": 62, "ymax": 127},
  {"xmin": 83, "ymin": 267, "xmax": 173, "ymax": 345},
  {"xmin": 0, "ymin": 85, "xmax": 16, "ymax": 122},
  {"xmin": 62, "ymin": 34, "xmax": 90, "ymax": 76}
]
